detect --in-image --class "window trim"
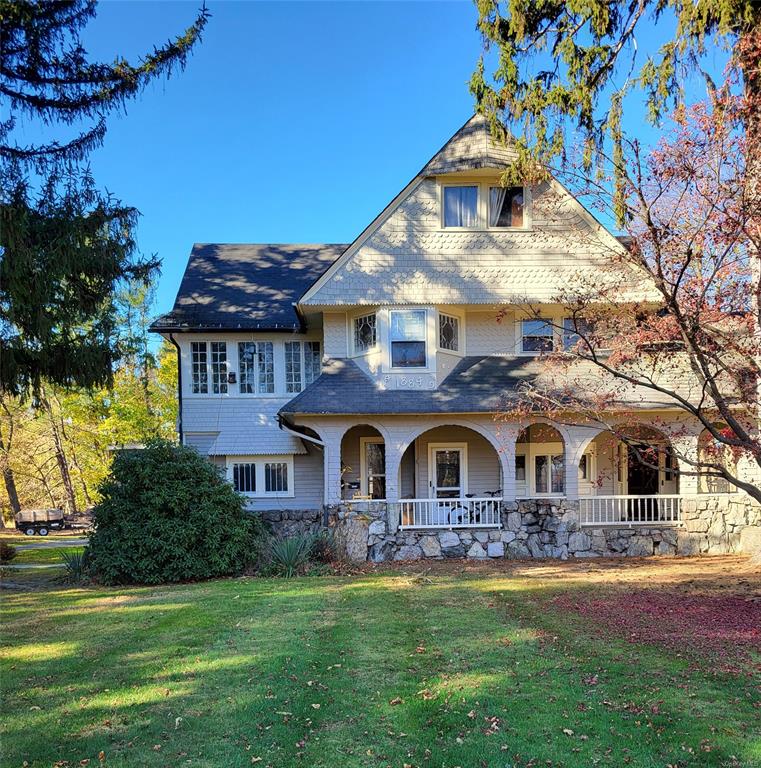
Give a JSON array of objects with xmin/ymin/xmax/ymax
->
[
  {"xmin": 515, "ymin": 441, "xmax": 566, "ymax": 498},
  {"xmin": 238, "ymin": 340, "xmax": 275, "ymax": 396},
  {"xmin": 438, "ymin": 311, "xmax": 462, "ymax": 354},
  {"xmin": 190, "ymin": 341, "xmax": 209, "ymax": 395},
  {"xmin": 487, "ymin": 185, "xmax": 526, "ymax": 229},
  {"xmin": 352, "ymin": 312, "xmax": 378, "ymax": 356},
  {"xmin": 359, "ymin": 437, "xmax": 386, "ymax": 500},
  {"xmin": 226, "ymin": 455, "xmax": 295, "ymax": 498},
  {"xmin": 520, "ymin": 318, "xmax": 555, "ymax": 355},
  {"xmin": 441, "ymin": 183, "xmax": 481, "ymax": 230},
  {"xmin": 388, "ymin": 308, "xmax": 429, "ymax": 370}
]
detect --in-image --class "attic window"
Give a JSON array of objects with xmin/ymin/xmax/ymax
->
[
  {"xmin": 443, "ymin": 186, "xmax": 478, "ymax": 228},
  {"xmin": 354, "ymin": 313, "xmax": 377, "ymax": 353},
  {"xmin": 489, "ymin": 187, "xmax": 524, "ymax": 228}
]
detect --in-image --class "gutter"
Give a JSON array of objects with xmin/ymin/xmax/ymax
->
[
  {"xmin": 277, "ymin": 414, "xmax": 325, "ymax": 448},
  {"xmin": 168, "ymin": 333, "xmax": 184, "ymax": 444}
]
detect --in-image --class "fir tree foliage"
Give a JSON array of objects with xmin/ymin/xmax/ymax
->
[
  {"xmin": 470, "ymin": 0, "xmax": 760, "ymax": 218},
  {"xmin": 0, "ymin": 0, "xmax": 209, "ymax": 396}
]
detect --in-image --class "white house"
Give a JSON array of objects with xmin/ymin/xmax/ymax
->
[{"xmin": 151, "ymin": 115, "xmax": 760, "ymax": 560}]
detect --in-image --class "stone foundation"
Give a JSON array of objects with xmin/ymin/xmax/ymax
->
[
  {"xmin": 321, "ymin": 496, "xmax": 761, "ymax": 562},
  {"xmin": 258, "ymin": 509, "xmax": 322, "ymax": 537}
]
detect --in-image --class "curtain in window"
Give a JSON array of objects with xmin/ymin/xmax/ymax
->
[
  {"xmin": 444, "ymin": 186, "xmax": 477, "ymax": 227},
  {"xmin": 489, "ymin": 187, "xmax": 507, "ymax": 227}
]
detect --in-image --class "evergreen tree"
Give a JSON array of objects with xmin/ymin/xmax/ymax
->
[{"xmin": 0, "ymin": 0, "xmax": 208, "ymax": 396}]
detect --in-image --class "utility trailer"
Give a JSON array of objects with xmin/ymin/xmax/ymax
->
[{"xmin": 15, "ymin": 508, "xmax": 66, "ymax": 536}]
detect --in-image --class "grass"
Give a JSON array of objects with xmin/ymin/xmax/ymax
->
[
  {"xmin": 1, "ymin": 556, "xmax": 759, "ymax": 768},
  {"xmin": 10, "ymin": 545, "xmax": 86, "ymax": 565}
]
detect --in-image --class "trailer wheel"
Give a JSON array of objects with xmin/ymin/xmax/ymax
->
[
  {"xmin": 38, "ymin": 527, "xmax": 49, "ymax": 536},
  {"xmin": 24, "ymin": 527, "xmax": 36, "ymax": 536}
]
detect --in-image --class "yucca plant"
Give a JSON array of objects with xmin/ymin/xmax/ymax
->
[
  {"xmin": 61, "ymin": 548, "xmax": 89, "ymax": 584},
  {"xmin": 267, "ymin": 534, "xmax": 314, "ymax": 578}
]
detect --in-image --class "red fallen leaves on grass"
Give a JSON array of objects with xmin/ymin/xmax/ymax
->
[{"xmin": 551, "ymin": 590, "xmax": 761, "ymax": 668}]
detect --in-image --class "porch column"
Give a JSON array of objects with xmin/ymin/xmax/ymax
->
[
  {"xmin": 383, "ymin": 430, "xmax": 405, "ymax": 534},
  {"xmin": 565, "ymin": 426, "xmax": 600, "ymax": 500},
  {"xmin": 672, "ymin": 433, "xmax": 699, "ymax": 495},
  {"xmin": 321, "ymin": 426, "xmax": 344, "ymax": 506},
  {"xmin": 493, "ymin": 426, "xmax": 519, "ymax": 502}
]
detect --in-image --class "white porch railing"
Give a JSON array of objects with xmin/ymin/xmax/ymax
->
[
  {"xmin": 579, "ymin": 494, "xmax": 683, "ymax": 527},
  {"xmin": 399, "ymin": 498, "xmax": 502, "ymax": 529}
]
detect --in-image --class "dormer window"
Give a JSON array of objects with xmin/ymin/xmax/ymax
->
[
  {"xmin": 390, "ymin": 310, "xmax": 427, "ymax": 368},
  {"xmin": 443, "ymin": 186, "xmax": 478, "ymax": 228},
  {"xmin": 354, "ymin": 313, "xmax": 377, "ymax": 353},
  {"xmin": 489, "ymin": 186, "xmax": 524, "ymax": 228},
  {"xmin": 522, "ymin": 319, "xmax": 554, "ymax": 353}
]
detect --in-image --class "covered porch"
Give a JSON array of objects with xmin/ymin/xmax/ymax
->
[{"xmin": 296, "ymin": 415, "xmax": 719, "ymax": 532}]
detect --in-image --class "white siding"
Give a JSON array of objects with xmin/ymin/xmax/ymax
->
[{"xmin": 465, "ymin": 311, "xmax": 515, "ymax": 355}]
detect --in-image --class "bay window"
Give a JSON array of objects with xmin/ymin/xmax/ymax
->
[{"xmin": 390, "ymin": 309, "xmax": 427, "ymax": 368}]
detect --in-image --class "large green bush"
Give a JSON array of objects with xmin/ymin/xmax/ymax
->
[{"xmin": 88, "ymin": 439, "xmax": 265, "ymax": 585}]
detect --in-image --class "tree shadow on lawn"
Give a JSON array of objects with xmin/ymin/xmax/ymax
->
[{"xmin": 1, "ymin": 566, "xmax": 759, "ymax": 768}]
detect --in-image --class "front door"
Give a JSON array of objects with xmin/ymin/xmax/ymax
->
[
  {"xmin": 627, "ymin": 443, "xmax": 659, "ymax": 520},
  {"xmin": 428, "ymin": 445, "xmax": 466, "ymax": 499}
]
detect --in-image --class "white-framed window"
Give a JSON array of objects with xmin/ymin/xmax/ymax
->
[
  {"xmin": 304, "ymin": 341, "xmax": 322, "ymax": 385},
  {"xmin": 488, "ymin": 186, "xmax": 524, "ymax": 228},
  {"xmin": 265, "ymin": 461, "xmax": 289, "ymax": 493},
  {"xmin": 191, "ymin": 341, "xmax": 208, "ymax": 394},
  {"xmin": 353, "ymin": 313, "xmax": 377, "ymax": 353},
  {"xmin": 515, "ymin": 454, "xmax": 526, "ymax": 483},
  {"xmin": 443, "ymin": 185, "xmax": 478, "ymax": 228},
  {"xmin": 285, "ymin": 342, "xmax": 302, "ymax": 393},
  {"xmin": 439, "ymin": 313, "xmax": 460, "ymax": 352},
  {"xmin": 232, "ymin": 462, "xmax": 256, "ymax": 493},
  {"xmin": 522, "ymin": 319, "xmax": 554, "ymax": 353},
  {"xmin": 578, "ymin": 451, "xmax": 596, "ymax": 482},
  {"xmin": 238, "ymin": 341, "xmax": 275, "ymax": 395},
  {"xmin": 285, "ymin": 341, "xmax": 321, "ymax": 394},
  {"xmin": 390, "ymin": 309, "xmax": 427, "ymax": 368},
  {"xmin": 562, "ymin": 317, "xmax": 593, "ymax": 351},
  {"xmin": 228, "ymin": 455, "xmax": 294, "ymax": 498},
  {"xmin": 210, "ymin": 342, "xmax": 228, "ymax": 394}
]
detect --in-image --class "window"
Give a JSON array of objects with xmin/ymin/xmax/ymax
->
[
  {"xmin": 210, "ymin": 342, "xmax": 228, "ymax": 394},
  {"xmin": 227, "ymin": 456, "xmax": 294, "ymax": 497},
  {"xmin": 353, "ymin": 313, "xmax": 377, "ymax": 352},
  {"xmin": 232, "ymin": 462, "xmax": 256, "ymax": 493},
  {"xmin": 562, "ymin": 317, "xmax": 592, "ymax": 351},
  {"xmin": 191, "ymin": 342, "xmax": 208, "ymax": 394},
  {"xmin": 285, "ymin": 342, "xmax": 302, "ymax": 393},
  {"xmin": 361, "ymin": 438, "xmax": 386, "ymax": 499},
  {"xmin": 265, "ymin": 462, "xmax": 288, "ymax": 493},
  {"xmin": 522, "ymin": 319, "xmax": 554, "ymax": 353},
  {"xmin": 489, "ymin": 186, "xmax": 524, "ymax": 228},
  {"xmin": 439, "ymin": 313, "xmax": 460, "ymax": 352},
  {"xmin": 238, "ymin": 342, "xmax": 275, "ymax": 394},
  {"xmin": 579, "ymin": 452, "xmax": 595, "ymax": 481},
  {"xmin": 257, "ymin": 342, "xmax": 275, "ymax": 393},
  {"xmin": 535, "ymin": 454, "xmax": 564, "ymax": 494},
  {"xmin": 515, "ymin": 455, "xmax": 526, "ymax": 483},
  {"xmin": 390, "ymin": 310, "xmax": 427, "ymax": 368},
  {"xmin": 304, "ymin": 341, "xmax": 322, "ymax": 385},
  {"xmin": 443, "ymin": 185, "xmax": 478, "ymax": 228}
]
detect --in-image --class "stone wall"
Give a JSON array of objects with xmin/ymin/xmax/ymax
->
[
  {"xmin": 258, "ymin": 509, "xmax": 322, "ymax": 538},
  {"xmin": 319, "ymin": 496, "xmax": 761, "ymax": 562}
]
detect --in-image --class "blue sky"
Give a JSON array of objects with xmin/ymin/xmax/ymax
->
[{"xmin": 41, "ymin": 1, "xmax": 726, "ymax": 320}]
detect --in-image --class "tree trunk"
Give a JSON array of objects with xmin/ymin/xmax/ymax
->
[{"xmin": 40, "ymin": 391, "xmax": 78, "ymax": 515}]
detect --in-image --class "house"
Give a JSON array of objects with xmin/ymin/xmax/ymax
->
[{"xmin": 151, "ymin": 115, "xmax": 761, "ymax": 560}]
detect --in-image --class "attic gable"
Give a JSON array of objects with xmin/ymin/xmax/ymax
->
[{"xmin": 420, "ymin": 113, "xmax": 517, "ymax": 176}]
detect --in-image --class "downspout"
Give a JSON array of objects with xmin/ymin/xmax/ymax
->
[{"xmin": 168, "ymin": 333, "xmax": 184, "ymax": 444}]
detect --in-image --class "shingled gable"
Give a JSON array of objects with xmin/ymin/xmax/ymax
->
[
  {"xmin": 150, "ymin": 243, "xmax": 347, "ymax": 333},
  {"xmin": 298, "ymin": 114, "xmax": 628, "ymax": 308}
]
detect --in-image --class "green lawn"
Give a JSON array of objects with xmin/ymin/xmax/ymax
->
[
  {"xmin": 1, "ymin": 558, "xmax": 759, "ymax": 768},
  {"xmin": 9, "ymin": 545, "xmax": 85, "ymax": 565}
]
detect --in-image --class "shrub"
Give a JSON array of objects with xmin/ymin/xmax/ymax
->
[
  {"xmin": 0, "ymin": 542, "xmax": 17, "ymax": 564},
  {"xmin": 310, "ymin": 528, "xmax": 342, "ymax": 564},
  {"xmin": 265, "ymin": 533, "xmax": 315, "ymax": 578},
  {"xmin": 88, "ymin": 439, "xmax": 266, "ymax": 585}
]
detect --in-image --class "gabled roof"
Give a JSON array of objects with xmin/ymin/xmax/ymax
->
[{"xmin": 150, "ymin": 243, "xmax": 347, "ymax": 333}]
